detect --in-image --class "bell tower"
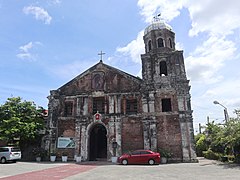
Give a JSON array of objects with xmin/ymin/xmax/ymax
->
[{"xmin": 141, "ymin": 17, "xmax": 197, "ymax": 162}]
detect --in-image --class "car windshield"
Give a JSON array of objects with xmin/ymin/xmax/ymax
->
[{"xmin": 11, "ymin": 148, "xmax": 20, "ymax": 152}]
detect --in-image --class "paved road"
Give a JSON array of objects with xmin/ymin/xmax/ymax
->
[{"xmin": 0, "ymin": 158, "xmax": 239, "ymax": 180}]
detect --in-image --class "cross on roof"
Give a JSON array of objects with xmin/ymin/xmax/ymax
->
[{"xmin": 98, "ymin": 51, "xmax": 105, "ymax": 62}]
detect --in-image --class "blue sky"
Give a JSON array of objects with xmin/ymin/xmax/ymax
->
[{"xmin": 1, "ymin": 0, "xmax": 240, "ymax": 133}]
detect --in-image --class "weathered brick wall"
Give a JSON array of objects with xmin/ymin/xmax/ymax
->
[
  {"xmin": 121, "ymin": 117, "xmax": 144, "ymax": 153},
  {"xmin": 58, "ymin": 119, "xmax": 75, "ymax": 137},
  {"xmin": 156, "ymin": 115, "xmax": 183, "ymax": 159}
]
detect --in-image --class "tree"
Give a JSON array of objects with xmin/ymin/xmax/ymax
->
[
  {"xmin": 196, "ymin": 110, "xmax": 240, "ymax": 163},
  {"xmin": 0, "ymin": 97, "xmax": 45, "ymax": 146}
]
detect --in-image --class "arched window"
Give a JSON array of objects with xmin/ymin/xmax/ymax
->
[
  {"xmin": 160, "ymin": 61, "xmax": 167, "ymax": 76},
  {"xmin": 157, "ymin": 38, "xmax": 164, "ymax": 47},
  {"xmin": 169, "ymin": 38, "xmax": 173, "ymax": 48},
  {"xmin": 148, "ymin": 40, "xmax": 152, "ymax": 51}
]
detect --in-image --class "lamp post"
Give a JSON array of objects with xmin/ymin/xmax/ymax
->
[{"xmin": 213, "ymin": 100, "xmax": 229, "ymax": 123}]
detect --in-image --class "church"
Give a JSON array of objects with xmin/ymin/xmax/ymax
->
[{"xmin": 46, "ymin": 18, "xmax": 197, "ymax": 162}]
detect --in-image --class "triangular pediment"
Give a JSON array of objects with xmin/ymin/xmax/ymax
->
[{"xmin": 58, "ymin": 61, "xmax": 142, "ymax": 95}]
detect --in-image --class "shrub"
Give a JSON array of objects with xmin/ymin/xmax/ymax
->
[
  {"xmin": 203, "ymin": 149, "xmax": 221, "ymax": 160},
  {"xmin": 195, "ymin": 134, "xmax": 207, "ymax": 157},
  {"xmin": 158, "ymin": 148, "xmax": 172, "ymax": 158},
  {"xmin": 32, "ymin": 147, "xmax": 47, "ymax": 158},
  {"xmin": 234, "ymin": 154, "xmax": 240, "ymax": 164}
]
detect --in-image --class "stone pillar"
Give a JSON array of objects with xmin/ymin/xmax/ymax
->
[
  {"xmin": 180, "ymin": 113, "xmax": 197, "ymax": 162},
  {"xmin": 142, "ymin": 97, "xmax": 148, "ymax": 113},
  {"xmin": 115, "ymin": 117, "xmax": 122, "ymax": 156},
  {"xmin": 47, "ymin": 90, "xmax": 60, "ymax": 153},
  {"xmin": 150, "ymin": 121, "xmax": 157, "ymax": 151},
  {"xmin": 109, "ymin": 96, "xmax": 114, "ymax": 114},
  {"xmin": 75, "ymin": 120, "xmax": 81, "ymax": 156},
  {"xmin": 76, "ymin": 98, "xmax": 81, "ymax": 116},
  {"xmin": 80, "ymin": 123, "xmax": 88, "ymax": 161},
  {"xmin": 83, "ymin": 97, "xmax": 88, "ymax": 116},
  {"xmin": 142, "ymin": 118, "xmax": 157, "ymax": 151},
  {"xmin": 149, "ymin": 92, "xmax": 155, "ymax": 113},
  {"xmin": 108, "ymin": 117, "xmax": 115, "ymax": 158},
  {"xmin": 115, "ymin": 95, "xmax": 121, "ymax": 113},
  {"xmin": 143, "ymin": 120, "xmax": 150, "ymax": 149}
]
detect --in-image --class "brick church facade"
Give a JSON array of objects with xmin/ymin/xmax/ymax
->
[{"xmin": 45, "ymin": 19, "xmax": 197, "ymax": 162}]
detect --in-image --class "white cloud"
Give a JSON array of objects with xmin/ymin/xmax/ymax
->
[
  {"xmin": 175, "ymin": 42, "xmax": 184, "ymax": 50},
  {"xmin": 51, "ymin": 0, "xmax": 61, "ymax": 4},
  {"xmin": 116, "ymin": 31, "xmax": 145, "ymax": 64},
  {"xmin": 17, "ymin": 41, "xmax": 42, "ymax": 61},
  {"xmin": 191, "ymin": 77, "xmax": 240, "ymax": 121},
  {"xmin": 187, "ymin": 0, "xmax": 240, "ymax": 36},
  {"xmin": 23, "ymin": 6, "xmax": 52, "ymax": 24},
  {"xmin": 19, "ymin": 41, "xmax": 33, "ymax": 52},
  {"xmin": 137, "ymin": 0, "xmax": 240, "ymax": 36},
  {"xmin": 137, "ymin": 0, "xmax": 183, "ymax": 22},
  {"xmin": 185, "ymin": 35, "xmax": 236, "ymax": 83},
  {"xmin": 202, "ymin": 79, "xmax": 240, "ymax": 106}
]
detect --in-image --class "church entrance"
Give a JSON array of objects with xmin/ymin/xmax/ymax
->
[{"xmin": 89, "ymin": 124, "xmax": 107, "ymax": 161}]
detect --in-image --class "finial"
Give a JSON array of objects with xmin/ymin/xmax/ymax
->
[{"xmin": 153, "ymin": 13, "xmax": 161, "ymax": 22}]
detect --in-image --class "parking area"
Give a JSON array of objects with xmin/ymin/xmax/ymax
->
[{"xmin": 0, "ymin": 158, "xmax": 239, "ymax": 180}]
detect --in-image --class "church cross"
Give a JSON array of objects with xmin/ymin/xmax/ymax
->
[{"xmin": 98, "ymin": 51, "xmax": 105, "ymax": 61}]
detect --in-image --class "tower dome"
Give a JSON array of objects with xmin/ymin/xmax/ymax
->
[
  {"xmin": 143, "ymin": 18, "xmax": 175, "ymax": 53},
  {"xmin": 144, "ymin": 19, "xmax": 172, "ymax": 35}
]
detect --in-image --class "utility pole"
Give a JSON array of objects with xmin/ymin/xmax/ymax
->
[
  {"xmin": 199, "ymin": 123, "xmax": 202, "ymax": 134},
  {"xmin": 213, "ymin": 101, "xmax": 229, "ymax": 123}
]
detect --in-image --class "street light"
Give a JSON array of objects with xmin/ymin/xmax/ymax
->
[{"xmin": 213, "ymin": 100, "xmax": 229, "ymax": 122}]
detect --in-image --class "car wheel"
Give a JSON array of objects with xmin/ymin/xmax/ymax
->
[
  {"xmin": 122, "ymin": 159, "xmax": 128, "ymax": 165},
  {"xmin": 1, "ymin": 157, "xmax": 6, "ymax": 164},
  {"xmin": 148, "ymin": 159, "xmax": 155, "ymax": 165}
]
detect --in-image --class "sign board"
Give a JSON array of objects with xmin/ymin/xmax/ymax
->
[{"xmin": 57, "ymin": 137, "xmax": 75, "ymax": 148}]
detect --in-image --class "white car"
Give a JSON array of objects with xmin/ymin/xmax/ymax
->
[{"xmin": 0, "ymin": 147, "xmax": 21, "ymax": 163}]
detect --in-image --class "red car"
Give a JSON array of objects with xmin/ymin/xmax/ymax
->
[{"xmin": 117, "ymin": 150, "xmax": 160, "ymax": 165}]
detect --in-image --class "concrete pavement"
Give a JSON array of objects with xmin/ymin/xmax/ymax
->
[{"xmin": 0, "ymin": 158, "xmax": 239, "ymax": 180}]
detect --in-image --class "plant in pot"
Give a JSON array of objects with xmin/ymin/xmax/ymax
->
[
  {"xmin": 75, "ymin": 153, "xmax": 81, "ymax": 163},
  {"xmin": 50, "ymin": 151, "xmax": 57, "ymax": 162},
  {"xmin": 61, "ymin": 151, "xmax": 68, "ymax": 162},
  {"xmin": 32, "ymin": 147, "xmax": 46, "ymax": 162},
  {"xmin": 159, "ymin": 148, "xmax": 172, "ymax": 164}
]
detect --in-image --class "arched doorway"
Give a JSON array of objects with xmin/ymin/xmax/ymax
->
[{"xmin": 89, "ymin": 124, "xmax": 107, "ymax": 161}]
